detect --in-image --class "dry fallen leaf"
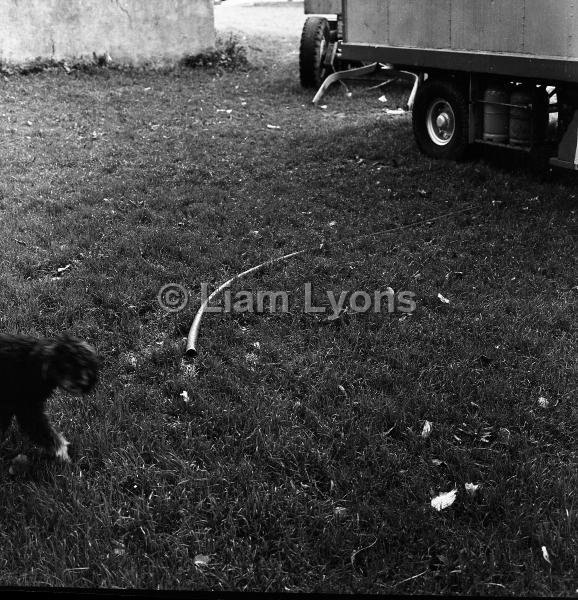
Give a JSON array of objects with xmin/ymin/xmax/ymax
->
[
  {"xmin": 111, "ymin": 540, "xmax": 126, "ymax": 557},
  {"xmin": 537, "ymin": 396, "xmax": 549, "ymax": 408},
  {"xmin": 194, "ymin": 554, "xmax": 210, "ymax": 566},
  {"xmin": 431, "ymin": 488, "xmax": 457, "ymax": 511},
  {"xmin": 421, "ymin": 420, "xmax": 433, "ymax": 438}
]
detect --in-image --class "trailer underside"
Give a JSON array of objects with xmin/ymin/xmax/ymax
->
[
  {"xmin": 305, "ymin": 0, "xmax": 578, "ymax": 170},
  {"xmin": 340, "ymin": 44, "xmax": 578, "ymax": 87}
]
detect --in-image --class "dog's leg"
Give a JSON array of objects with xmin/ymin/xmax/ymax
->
[{"xmin": 15, "ymin": 408, "xmax": 70, "ymax": 462}]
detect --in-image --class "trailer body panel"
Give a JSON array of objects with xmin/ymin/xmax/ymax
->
[
  {"xmin": 342, "ymin": 0, "xmax": 578, "ymax": 75},
  {"xmin": 449, "ymin": 0, "xmax": 523, "ymax": 54},
  {"xmin": 304, "ymin": 0, "xmax": 341, "ymax": 15}
]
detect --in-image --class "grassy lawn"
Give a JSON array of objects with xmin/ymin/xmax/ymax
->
[{"xmin": 0, "ymin": 32, "xmax": 576, "ymax": 594}]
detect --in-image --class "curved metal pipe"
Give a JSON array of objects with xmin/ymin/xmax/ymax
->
[
  {"xmin": 185, "ymin": 250, "xmax": 306, "ymax": 358},
  {"xmin": 185, "ymin": 207, "xmax": 474, "ymax": 358}
]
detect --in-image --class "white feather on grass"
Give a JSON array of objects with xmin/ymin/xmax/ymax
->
[{"xmin": 431, "ymin": 488, "xmax": 457, "ymax": 511}]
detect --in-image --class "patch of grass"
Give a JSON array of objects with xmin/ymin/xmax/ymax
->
[
  {"xmin": 0, "ymin": 28, "xmax": 576, "ymax": 595},
  {"xmin": 181, "ymin": 34, "xmax": 249, "ymax": 72},
  {"xmin": 0, "ymin": 54, "xmax": 116, "ymax": 77}
]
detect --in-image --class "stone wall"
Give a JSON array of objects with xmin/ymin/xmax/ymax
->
[{"xmin": 0, "ymin": 0, "xmax": 215, "ymax": 66}]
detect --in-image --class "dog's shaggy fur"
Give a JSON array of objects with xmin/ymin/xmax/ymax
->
[{"xmin": 0, "ymin": 333, "xmax": 98, "ymax": 462}]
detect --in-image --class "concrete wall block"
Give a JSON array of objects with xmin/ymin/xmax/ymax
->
[{"xmin": 0, "ymin": 0, "xmax": 215, "ymax": 66}]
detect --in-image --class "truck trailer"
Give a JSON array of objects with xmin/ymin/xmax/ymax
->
[{"xmin": 300, "ymin": 0, "xmax": 578, "ymax": 170}]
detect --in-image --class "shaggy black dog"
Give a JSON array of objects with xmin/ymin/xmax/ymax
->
[{"xmin": 0, "ymin": 333, "xmax": 98, "ymax": 462}]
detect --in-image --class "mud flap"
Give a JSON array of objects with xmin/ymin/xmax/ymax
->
[{"xmin": 550, "ymin": 109, "xmax": 578, "ymax": 170}]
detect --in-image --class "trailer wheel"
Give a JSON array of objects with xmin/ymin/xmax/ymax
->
[
  {"xmin": 412, "ymin": 80, "xmax": 469, "ymax": 160},
  {"xmin": 299, "ymin": 17, "xmax": 332, "ymax": 89}
]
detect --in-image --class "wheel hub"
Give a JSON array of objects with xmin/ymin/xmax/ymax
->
[
  {"xmin": 426, "ymin": 100, "xmax": 456, "ymax": 146},
  {"xmin": 436, "ymin": 113, "xmax": 450, "ymax": 129}
]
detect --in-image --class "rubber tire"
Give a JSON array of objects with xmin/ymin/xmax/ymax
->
[
  {"xmin": 412, "ymin": 79, "xmax": 470, "ymax": 160},
  {"xmin": 299, "ymin": 17, "xmax": 331, "ymax": 89}
]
